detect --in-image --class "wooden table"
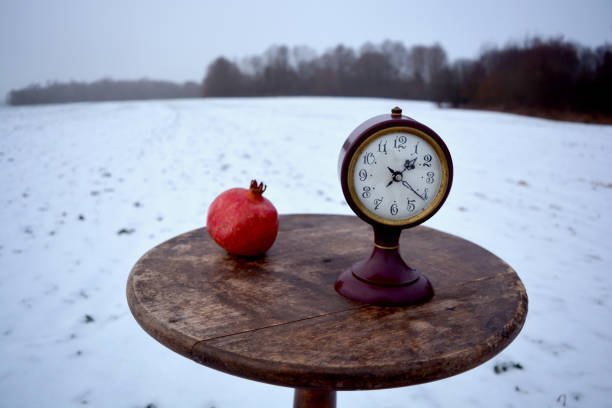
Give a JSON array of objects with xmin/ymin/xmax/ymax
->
[{"xmin": 127, "ymin": 214, "xmax": 527, "ymax": 408}]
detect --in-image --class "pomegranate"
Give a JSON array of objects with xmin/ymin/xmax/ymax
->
[{"xmin": 206, "ymin": 180, "xmax": 279, "ymax": 256}]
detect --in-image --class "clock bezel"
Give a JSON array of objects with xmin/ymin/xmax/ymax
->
[{"xmin": 339, "ymin": 114, "xmax": 453, "ymax": 229}]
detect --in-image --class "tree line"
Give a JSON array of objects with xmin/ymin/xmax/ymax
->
[
  {"xmin": 8, "ymin": 78, "xmax": 201, "ymax": 105},
  {"xmin": 7, "ymin": 37, "xmax": 612, "ymax": 120},
  {"xmin": 202, "ymin": 38, "xmax": 611, "ymax": 118}
]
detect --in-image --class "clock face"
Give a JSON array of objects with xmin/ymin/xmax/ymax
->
[{"xmin": 348, "ymin": 127, "xmax": 450, "ymax": 226}]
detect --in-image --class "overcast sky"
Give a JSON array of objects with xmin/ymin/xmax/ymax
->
[{"xmin": 1, "ymin": 0, "xmax": 611, "ymax": 101}]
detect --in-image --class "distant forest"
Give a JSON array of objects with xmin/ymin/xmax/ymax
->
[
  {"xmin": 8, "ymin": 79, "xmax": 201, "ymax": 105},
  {"xmin": 7, "ymin": 37, "xmax": 612, "ymax": 122}
]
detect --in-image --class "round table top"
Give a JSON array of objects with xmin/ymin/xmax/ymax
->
[{"xmin": 127, "ymin": 214, "xmax": 527, "ymax": 391}]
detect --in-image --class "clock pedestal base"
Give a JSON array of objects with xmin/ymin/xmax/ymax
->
[{"xmin": 334, "ymin": 245, "xmax": 434, "ymax": 306}]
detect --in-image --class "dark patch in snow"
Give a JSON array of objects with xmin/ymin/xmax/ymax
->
[
  {"xmin": 586, "ymin": 254, "xmax": 601, "ymax": 261},
  {"xmin": 556, "ymin": 393, "xmax": 584, "ymax": 406},
  {"xmin": 117, "ymin": 228, "xmax": 135, "ymax": 235},
  {"xmin": 517, "ymin": 179, "xmax": 529, "ymax": 186},
  {"xmin": 84, "ymin": 314, "xmax": 95, "ymax": 323},
  {"xmin": 591, "ymin": 180, "xmax": 612, "ymax": 190},
  {"xmin": 78, "ymin": 214, "xmax": 85, "ymax": 221},
  {"xmin": 493, "ymin": 361, "xmax": 523, "ymax": 374},
  {"xmin": 133, "ymin": 201, "xmax": 142, "ymax": 208},
  {"xmin": 514, "ymin": 385, "xmax": 528, "ymax": 393}
]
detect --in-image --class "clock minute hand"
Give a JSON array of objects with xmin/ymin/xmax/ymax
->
[{"xmin": 402, "ymin": 181, "xmax": 425, "ymax": 200}]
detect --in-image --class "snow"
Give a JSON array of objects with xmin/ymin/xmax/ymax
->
[{"xmin": 1, "ymin": 97, "xmax": 611, "ymax": 408}]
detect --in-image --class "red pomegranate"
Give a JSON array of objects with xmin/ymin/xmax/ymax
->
[{"xmin": 206, "ymin": 180, "xmax": 279, "ymax": 256}]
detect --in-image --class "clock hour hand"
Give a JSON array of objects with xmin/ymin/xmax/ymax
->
[
  {"xmin": 402, "ymin": 181, "xmax": 425, "ymax": 200},
  {"xmin": 402, "ymin": 158, "xmax": 417, "ymax": 172}
]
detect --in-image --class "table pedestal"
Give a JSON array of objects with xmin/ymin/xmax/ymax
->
[{"xmin": 293, "ymin": 389, "xmax": 336, "ymax": 408}]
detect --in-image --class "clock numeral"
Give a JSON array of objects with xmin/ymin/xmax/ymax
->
[
  {"xmin": 378, "ymin": 141, "xmax": 387, "ymax": 155},
  {"xmin": 414, "ymin": 142, "xmax": 419, "ymax": 154},
  {"xmin": 423, "ymin": 188, "xmax": 428, "ymax": 200},
  {"xmin": 394, "ymin": 135, "xmax": 407, "ymax": 150},
  {"xmin": 362, "ymin": 186, "xmax": 371, "ymax": 198},
  {"xmin": 374, "ymin": 197, "xmax": 383, "ymax": 210},
  {"xmin": 390, "ymin": 202, "xmax": 399, "ymax": 216},
  {"xmin": 407, "ymin": 199, "xmax": 416, "ymax": 212},
  {"xmin": 422, "ymin": 154, "xmax": 432, "ymax": 167},
  {"xmin": 426, "ymin": 171, "xmax": 435, "ymax": 184},
  {"xmin": 363, "ymin": 152, "xmax": 376, "ymax": 165},
  {"xmin": 358, "ymin": 169, "xmax": 368, "ymax": 181}
]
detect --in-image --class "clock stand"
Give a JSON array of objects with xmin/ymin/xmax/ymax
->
[{"xmin": 335, "ymin": 225, "xmax": 434, "ymax": 306}]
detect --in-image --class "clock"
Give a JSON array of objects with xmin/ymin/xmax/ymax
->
[{"xmin": 336, "ymin": 107, "xmax": 453, "ymax": 306}]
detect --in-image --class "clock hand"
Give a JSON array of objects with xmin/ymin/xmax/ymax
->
[
  {"xmin": 402, "ymin": 181, "xmax": 425, "ymax": 200},
  {"xmin": 402, "ymin": 158, "xmax": 417, "ymax": 173},
  {"xmin": 387, "ymin": 168, "xmax": 404, "ymax": 187}
]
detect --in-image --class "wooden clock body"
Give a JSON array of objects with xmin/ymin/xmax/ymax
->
[{"xmin": 336, "ymin": 108, "xmax": 453, "ymax": 306}]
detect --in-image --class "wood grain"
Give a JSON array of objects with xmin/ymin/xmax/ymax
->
[{"xmin": 127, "ymin": 214, "xmax": 527, "ymax": 390}]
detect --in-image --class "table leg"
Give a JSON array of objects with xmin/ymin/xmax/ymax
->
[{"xmin": 293, "ymin": 388, "xmax": 336, "ymax": 408}]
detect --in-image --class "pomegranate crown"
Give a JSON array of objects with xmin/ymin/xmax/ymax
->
[{"xmin": 249, "ymin": 180, "xmax": 267, "ymax": 195}]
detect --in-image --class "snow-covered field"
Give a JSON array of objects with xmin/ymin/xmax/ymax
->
[{"xmin": 1, "ymin": 97, "xmax": 611, "ymax": 408}]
